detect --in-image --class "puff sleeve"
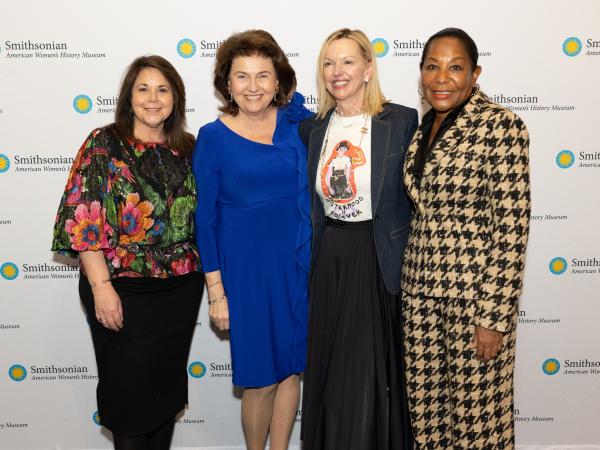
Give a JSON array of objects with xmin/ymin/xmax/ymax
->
[{"xmin": 51, "ymin": 129, "xmax": 118, "ymax": 257}]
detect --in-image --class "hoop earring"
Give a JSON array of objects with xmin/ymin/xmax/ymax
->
[{"xmin": 227, "ymin": 88, "xmax": 233, "ymax": 103}]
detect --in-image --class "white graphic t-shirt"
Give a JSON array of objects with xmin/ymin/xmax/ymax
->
[{"xmin": 316, "ymin": 113, "xmax": 372, "ymax": 221}]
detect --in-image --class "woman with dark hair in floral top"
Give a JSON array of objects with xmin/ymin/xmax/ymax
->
[{"xmin": 52, "ymin": 55, "xmax": 202, "ymax": 450}]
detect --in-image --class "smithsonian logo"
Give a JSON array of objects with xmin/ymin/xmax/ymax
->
[
  {"xmin": 549, "ymin": 256, "xmax": 600, "ymax": 275},
  {"xmin": 73, "ymin": 94, "xmax": 118, "ymax": 114},
  {"xmin": 562, "ymin": 36, "xmax": 600, "ymax": 57},
  {"xmin": 8, "ymin": 364, "xmax": 27, "ymax": 381},
  {"xmin": 0, "ymin": 154, "xmax": 10, "ymax": 173},
  {"xmin": 177, "ymin": 39, "xmax": 196, "ymax": 58},
  {"xmin": 6, "ymin": 363, "xmax": 95, "ymax": 382},
  {"xmin": 556, "ymin": 149, "xmax": 600, "ymax": 169},
  {"xmin": 188, "ymin": 361, "xmax": 206, "ymax": 378},
  {"xmin": 543, "ymin": 357, "xmax": 600, "ymax": 376},
  {"xmin": 1, "ymin": 262, "xmax": 19, "ymax": 280}
]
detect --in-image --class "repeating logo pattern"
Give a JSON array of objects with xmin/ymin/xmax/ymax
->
[
  {"xmin": 549, "ymin": 257, "xmax": 568, "ymax": 275},
  {"xmin": 1, "ymin": 262, "xmax": 19, "ymax": 280},
  {"xmin": 0, "ymin": 154, "xmax": 10, "ymax": 173},
  {"xmin": 8, "ymin": 364, "xmax": 27, "ymax": 381},
  {"xmin": 542, "ymin": 358, "xmax": 561, "ymax": 375},
  {"xmin": 73, "ymin": 95, "xmax": 93, "ymax": 114},
  {"xmin": 177, "ymin": 39, "xmax": 196, "ymax": 58},
  {"xmin": 562, "ymin": 37, "xmax": 582, "ymax": 57},
  {"xmin": 556, "ymin": 150, "xmax": 575, "ymax": 169},
  {"xmin": 188, "ymin": 361, "xmax": 206, "ymax": 378},
  {"xmin": 371, "ymin": 38, "xmax": 389, "ymax": 58}
]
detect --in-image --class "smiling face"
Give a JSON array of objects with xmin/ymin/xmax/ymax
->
[
  {"xmin": 420, "ymin": 37, "xmax": 481, "ymax": 119},
  {"xmin": 131, "ymin": 67, "xmax": 174, "ymax": 141},
  {"xmin": 322, "ymin": 38, "xmax": 372, "ymax": 114},
  {"xmin": 228, "ymin": 54, "xmax": 278, "ymax": 118}
]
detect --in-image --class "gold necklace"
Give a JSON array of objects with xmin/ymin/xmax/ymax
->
[{"xmin": 318, "ymin": 110, "xmax": 369, "ymax": 165}]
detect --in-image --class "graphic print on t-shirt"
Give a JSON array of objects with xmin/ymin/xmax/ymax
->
[{"xmin": 320, "ymin": 140, "xmax": 366, "ymax": 205}]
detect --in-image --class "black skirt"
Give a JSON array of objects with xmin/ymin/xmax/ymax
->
[
  {"xmin": 80, "ymin": 272, "xmax": 203, "ymax": 435},
  {"xmin": 301, "ymin": 219, "xmax": 412, "ymax": 450}
]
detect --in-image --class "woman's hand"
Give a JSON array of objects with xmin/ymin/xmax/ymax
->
[
  {"xmin": 93, "ymin": 283, "xmax": 123, "ymax": 331},
  {"xmin": 79, "ymin": 250, "xmax": 122, "ymax": 331},
  {"xmin": 470, "ymin": 326, "xmax": 503, "ymax": 362},
  {"xmin": 209, "ymin": 299, "xmax": 230, "ymax": 331},
  {"xmin": 205, "ymin": 270, "xmax": 229, "ymax": 331}
]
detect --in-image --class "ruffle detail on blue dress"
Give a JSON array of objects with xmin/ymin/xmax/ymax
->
[{"xmin": 280, "ymin": 92, "xmax": 313, "ymax": 373}]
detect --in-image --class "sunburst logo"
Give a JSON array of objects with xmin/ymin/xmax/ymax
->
[
  {"xmin": 0, "ymin": 154, "xmax": 10, "ymax": 173},
  {"xmin": 8, "ymin": 364, "xmax": 27, "ymax": 382},
  {"xmin": 73, "ymin": 95, "xmax": 93, "ymax": 114},
  {"xmin": 92, "ymin": 411, "xmax": 101, "ymax": 426},
  {"xmin": 563, "ymin": 37, "xmax": 582, "ymax": 57},
  {"xmin": 188, "ymin": 361, "xmax": 206, "ymax": 378},
  {"xmin": 1, "ymin": 262, "xmax": 19, "ymax": 280},
  {"xmin": 371, "ymin": 38, "xmax": 389, "ymax": 58},
  {"xmin": 542, "ymin": 358, "xmax": 560, "ymax": 375},
  {"xmin": 549, "ymin": 257, "xmax": 568, "ymax": 275},
  {"xmin": 556, "ymin": 150, "xmax": 575, "ymax": 169},
  {"xmin": 177, "ymin": 39, "xmax": 196, "ymax": 58}
]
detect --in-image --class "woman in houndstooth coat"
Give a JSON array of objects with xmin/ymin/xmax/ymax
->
[{"xmin": 402, "ymin": 28, "xmax": 530, "ymax": 449}]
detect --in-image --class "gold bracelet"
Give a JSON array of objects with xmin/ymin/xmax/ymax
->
[
  {"xmin": 207, "ymin": 280, "xmax": 223, "ymax": 289},
  {"xmin": 207, "ymin": 294, "xmax": 227, "ymax": 305},
  {"xmin": 90, "ymin": 278, "xmax": 111, "ymax": 288}
]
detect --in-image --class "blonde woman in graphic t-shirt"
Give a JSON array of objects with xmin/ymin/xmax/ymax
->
[{"xmin": 299, "ymin": 28, "xmax": 418, "ymax": 450}]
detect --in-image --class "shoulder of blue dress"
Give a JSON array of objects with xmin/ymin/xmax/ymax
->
[
  {"xmin": 282, "ymin": 92, "xmax": 314, "ymax": 124},
  {"xmin": 197, "ymin": 118, "xmax": 222, "ymax": 135}
]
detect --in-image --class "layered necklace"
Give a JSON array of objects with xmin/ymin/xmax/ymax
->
[{"xmin": 319, "ymin": 108, "xmax": 369, "ymax": 163}]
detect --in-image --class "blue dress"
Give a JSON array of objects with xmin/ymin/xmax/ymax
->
[{"xmin": 193, "ymin": 93, "xmax": 313, "ymax": 387}]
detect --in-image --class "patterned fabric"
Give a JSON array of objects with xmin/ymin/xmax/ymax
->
[
  {"xmin": 52, "ymin": 126, "xmax": 200, "ymax": 278},
  {"xmin": 401, "ymin": 91, "xmax": 530, "ymax": 449},
  {"xmin": 402, "ymin": 90, "xmax": 530, "ymax": 333},
  {"xmin": 403, "ymin": 292, "xmax": 516, "ymax": 450}
]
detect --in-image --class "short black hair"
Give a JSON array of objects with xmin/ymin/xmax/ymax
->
[{"xmin": 420, "ymin": 28, "xmax": 479, "ymax": 70}]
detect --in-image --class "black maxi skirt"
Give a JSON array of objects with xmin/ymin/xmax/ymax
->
[
  {"xmin": 301, "ymin": 219, "xmax": 412, "ymax": 450},
  {"xmin": 80, "ymin": 271, "xmax": 203, "ymax": 435}
]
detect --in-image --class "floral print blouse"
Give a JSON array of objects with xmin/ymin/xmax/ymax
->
[{"xmin": 52, "ymin": 126, "xmax": 200, "ymax": 278}]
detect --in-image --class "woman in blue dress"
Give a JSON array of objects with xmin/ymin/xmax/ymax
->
[{"xmin": 192, "ymin": 30, "xmax": 312, "ymax": 450}]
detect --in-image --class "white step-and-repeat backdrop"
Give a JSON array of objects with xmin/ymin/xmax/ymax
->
[{"xmin": 1, "ymin": 1, "xmax": 599, "ymax": 449}]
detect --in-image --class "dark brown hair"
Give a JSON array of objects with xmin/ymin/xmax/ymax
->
[
  {"xmin": 214, "ymin": 30, "xmax": 296, "ymax": 115},
  {"xmin": 114, "ymin": 55, "xmax": 194, "ymax": 156}
]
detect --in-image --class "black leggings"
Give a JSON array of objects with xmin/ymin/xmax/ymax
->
[{"xmin": 113, "ymin": 417, "xmax": 175, "ymax": 450}]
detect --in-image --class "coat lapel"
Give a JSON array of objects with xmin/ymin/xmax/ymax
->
[
  {"xmin": 420, "ymin": 91, "xmax": 486, "ymax": 181},
  {"xmin": 403, "ymin": 130, "xmax": 422, "ymax": 210},
  {"xmin": 371, "ymin": 110, "xmax": 391, "ymax": 215}
]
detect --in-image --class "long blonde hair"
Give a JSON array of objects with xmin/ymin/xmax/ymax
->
[{"xmin": 316, "ymin": 28, "xmax": 387, "ymax": 119}]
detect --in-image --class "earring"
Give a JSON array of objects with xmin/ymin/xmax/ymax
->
[
  {"xmin": 473, "ymin": 83, "xmax": 480, "ymax": 93},
  {"xmin": 227, "ymin": 87, "xmax": 233, "ymax": 103},
  {"xmin": 418, "ymin": 87, "xmax": 425, "ymax": 104},
  {"xmin": 273, "ymin": 86, "xmax": 279, "ymax": 102},
  {"xmin": 364, "ymin": 79, "xmax": 369, "ymax": 85}
]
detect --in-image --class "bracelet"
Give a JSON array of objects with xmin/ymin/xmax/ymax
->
[
  {"xmin": 90, "ymin": 278, "xmax": 111, "ymax": 288},
  {"xmin": 207, "ymin": 280, "xmax": 223, "ymax": 289},
  {"xmin": 207, "ymin": 294, "xmax": 227, "ymax": 305}
]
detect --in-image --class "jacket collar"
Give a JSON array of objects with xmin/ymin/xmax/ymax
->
[{"xmin": 405, "ymin": 90, "xmax": 489, "ymax": 208}]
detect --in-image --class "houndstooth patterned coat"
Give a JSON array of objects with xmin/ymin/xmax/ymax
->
[{"xmin": 402, "ymin": 90, "xmax": 530, "ymax": 333}]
